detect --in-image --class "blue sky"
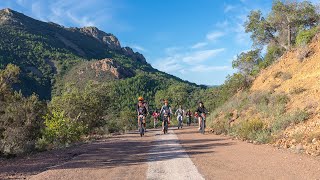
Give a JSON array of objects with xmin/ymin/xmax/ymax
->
[{"xmin": 0, "ymin": 0, "xmax": 317, "ymax": 85}]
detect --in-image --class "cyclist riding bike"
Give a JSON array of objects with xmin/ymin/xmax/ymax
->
[
  {"xmin": 152, "ymin": 110, "xmax": 159, "ymax": 129},
  {"xmin": 175, "ymin": 105, "xmax": 184, "ymax": 127},
  {"xmin": 186, "ymin": 109, "xmax": 192, "ymax": 126},
  {"xmin": 160, "ymin": 99, "xmax": 172, "ymax": 132},
  {"xmin": 194, "ymin": 112, "xmax": 199, "ymax": 124},
  {"xmin": 136, "ymin": 97, "xmax": 148, "ymax": 130},
  {"xmin": 196, "ymin": 101, "xmax": 209, "ymax": 130}
]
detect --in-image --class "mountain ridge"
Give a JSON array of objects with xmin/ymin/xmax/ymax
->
[{"xmin": 0, "ymin": 8, "xmax": 200, "ymax": 99}]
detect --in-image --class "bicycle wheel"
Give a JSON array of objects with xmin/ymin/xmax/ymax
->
[
  {"xmin": 140, "ymin": 122, "xmax": 144, "ymax": 137},
  {"xmin": 201, "ymin": 118, "xmax": 205, "ymax": 134},
  {"xmin": 164, "ymin": 121, "xmax": 168, "ymax": 134}
]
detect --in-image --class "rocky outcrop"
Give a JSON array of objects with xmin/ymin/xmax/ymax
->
[
  {"xmin": 0, "ymin": 8, "xmax": 19, "ymax": 25},
  {"xmin": 87, "ymin": 58, "xmax": 134, "ymax": 79},
  {"xmin": 72, "ymin": 27, "xmax": 121, "ymax": 50},
  {"xmin": 121, "ymin": 47, "xmax": 147, "ymax": 63},
  {"xmin": 71, "ymin": 27, "xmax": 147, "ymax": 63}
]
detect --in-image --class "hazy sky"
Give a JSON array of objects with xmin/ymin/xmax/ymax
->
[{"xmin": 0, "ymin": 0, "xmax": 317, "ymax": 85}]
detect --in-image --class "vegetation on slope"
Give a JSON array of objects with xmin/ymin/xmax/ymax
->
[
  {"xmin": 208, "ymin": 0, "xmax": 320, "ymax": 156},
  {"xmin": 0, "ymin": 8, "xmax": 207, "ymax": 155}
]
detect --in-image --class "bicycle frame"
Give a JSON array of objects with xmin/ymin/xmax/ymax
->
[
  {"xmin": 199, "ymin": 114, "xmax": 206, "ymax": 134},
  {"xmin": 163, "ymin": 115, "xmax": 169, "ymax": 134},
  {"xmin": 139, "ymin": 115, "xmax": 145, "ymax": 137}
]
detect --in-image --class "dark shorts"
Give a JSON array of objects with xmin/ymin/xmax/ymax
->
[{"xmin": 161, "ymin": 115, "xmax": 170, "ymax": 121}]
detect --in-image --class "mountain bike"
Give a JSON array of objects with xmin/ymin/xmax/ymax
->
[
  {"xmin": 199, "ymin": 113, "xmax": 206, "ymax": 134},
  {"xmin": 163, "ymin": 115, "xmax": 169, "ymax": 134},
  {"xmin": 186, "ymin": 115, "xmax": 191, "ymax": 126},
  {"xmin": 139, "ymin": 115, "xmax": 145, "ymax": 137},
  {"xmin": 177, "ymin": 115, "xmax": 183, "ymax": 129}
]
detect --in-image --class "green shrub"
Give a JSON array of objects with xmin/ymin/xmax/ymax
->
[
  {"xmin": 0, "ymin": 65, "xmax": 47, "ymax": 155},
  {"xmin": 235, "ymin": 119, "xmax": 264, "ymax": 140},
  {"xmin": 210, "ymin": 119, "xmax": 229, "ymax": 135},
  {"xmin": 254, "ymin": 130, "xmax": 272, "ymax": 144},
  {"xmin": 249, "ymin": 92, "xmax": 270, "ymax": 105},
  {"xmin": 296, "ymin": 27, "xmax": 318, "ymax": 46},
  {"xmin": 272, "ymin": 110, "xmax": 309, "ymax": 132},
  {"xmin": 40, "ymin": 110, "xmax": 87, "ymax": 148},
  {"xmin": 260, "ymin": 45, "xmax": 285, "ymax": 69},
  {"xmin": 272, "ymin": 93, "xmax": 290, "ymax": 105}
]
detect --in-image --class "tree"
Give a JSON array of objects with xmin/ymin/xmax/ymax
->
[
  {"xmin": 245, "ymin": 10, "xmax": 277, "ymax": 48},
  {"xmin": 0, "ymin": 64, "xmax": 46, "ymax": 155},
  {"xmin": 245, "ymin": 0, "xmax": 319, "ymax": 50},
  {"xmin": 0, "ymin": 63, "xmax": 20, "ymax": 96},
  {"xmin": 49, "ymin": 82, "xmax": 112, "ymax": 133},
  {"xmin": 232, "ymin": 49, "xmax": 262, "ymax": 86}
]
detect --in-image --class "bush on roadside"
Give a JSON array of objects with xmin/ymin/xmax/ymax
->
[
  {"xmin": 39, "ymin": 110, "xmax": 87, "ymax": 149},
  {"xmin": 0, "ymin": 64, "xmax": 46, "ymax": 156},
  {"xmin": 272, "ymin": 110, "xmax": 309, "ymax": 133},
  {"xmin": 234, "ymin": 118, "xmax": 265, "ymax": 140},
  {"xmin": 210, "ymin": 118, "xmax": 230, "ymax": 135}
]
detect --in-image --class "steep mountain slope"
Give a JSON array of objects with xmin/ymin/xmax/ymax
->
[
  {"xmin": 209, "ymin": 29, "xmax": 320, "ymax": 156},
  {"xmin": 251, "ymin": 31, "xmax": 320, "ymax": 155},
  {"xmin": 0, "ymin": 8, "xmax": 194, "ymax": 99}
]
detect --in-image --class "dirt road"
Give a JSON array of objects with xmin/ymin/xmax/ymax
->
[{"xmin": 1, "ymin": 126, "xmax": 320, "ymax": 180}]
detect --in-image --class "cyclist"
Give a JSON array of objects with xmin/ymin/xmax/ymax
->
[
  {"xmin": 160, "ymin": 99, "xmax": 172, "ymax": 132},
  {"xmin": 196, "ymin": 101, "xmax": 209, "ymax": 130},
  {"xmin": 136, "ymin": 97, "xmax": 148, "ymax": 130},
  {"xmin": 175, "ymin": 105, "xmax": 184, "ymax": 127},
  {"xmin": 194, "ymin": 112, "xmax": 199, "ymax": 124},
  {"xmin": 185, "ymin": 109, "xmax": 192, "ymax": 126},
  {"xmin": 152, "ymin": 110, "xmax": 159, "ymax": 129}
]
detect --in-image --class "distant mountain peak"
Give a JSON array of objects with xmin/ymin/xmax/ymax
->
[
  {"xmin": 0, "ymin": 8, "xmax": 33, "ymax": 26},
  {"xmin": 0, "ymin": 8, "xmax": 22, "ymax": 17},
  {"xmin": 1, "ymin": 8, "xmax": 13, "ymax": 14},
  {"xmin": 70, "ymin": 26, "xmax": 122, "ymax": 50}
]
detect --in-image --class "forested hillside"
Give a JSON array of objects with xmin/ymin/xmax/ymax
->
[
  {"xmin": 0, "ymin": 8, "xmax": 197, "ymax": 99},
  {"xmin": 0, "ymin": 8, "xmax": 211, "ymax": 156}
]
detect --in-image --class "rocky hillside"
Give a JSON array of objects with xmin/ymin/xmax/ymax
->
[
  {"xmin": 209, "ymin": 29, "xmax": 320, "ymax": 156},
  {"xmin": 0, "ymin": 8, "xmax": 188, "ymax": 99},
  {"xmin": 251, "ymin": 31, "xmax": 320, "ymax": 155}
]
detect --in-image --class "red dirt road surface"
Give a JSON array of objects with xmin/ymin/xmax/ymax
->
[{"xmin": 1, "ymin": 127, "xmax": 320, "ymax": 180}]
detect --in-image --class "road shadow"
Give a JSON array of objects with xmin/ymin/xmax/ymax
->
[{"xmin": 0, "ymin": 129, "xmax": 233, "ymax": 177}]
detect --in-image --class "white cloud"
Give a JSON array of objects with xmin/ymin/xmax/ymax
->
[
  {"xmin": 31, "ymin": 1, "xmax": 45, "ymax": 21},
  {"xmin": 191, "ymin": 65, "xmax": 231, "ymax": 72},
  {"xmin": 15, "ymin": 0, "xmax": 117, "ymax": 29},
  {"xmin": 153, "ymin": 55, "xmax": 183, "ymax": 73},
  {"xmin": 206, "ymin": 31, "xmax": 225, "ymax": 41},
  {"xmin": 16, "ymin": 0, "xmax": 26, "ymax": 6},
  {"xmin": 183, "ymin": 48, "xmax": 225, "ymax": 64},
  {"xmin": 66, "ymin": 11, "xmax": 95, "ymax": 26},
  {"xmin": 131, "ymin": 45, "xmax": 147, "ymax": 52},
  {"xmin": 191, "ymin": 42, "xmax": 208, "ymax": 49},
  {"xmin": 153, "ymin": 48, "xmax": 225, "ymax": 73},
  {"xmin": 215, "ymin": 20, "xmax": 230, "ymax": 28},
  {"xmin": 165, "ymin": 46, "xmax": 182, "ymax": 55},
  {"xmin": 224, "ymin": 4, "xmax": 236, "ymax": 13},
  {"xmin": 234, "ymin": 16, "xmax": 251, "ymax": 44}
]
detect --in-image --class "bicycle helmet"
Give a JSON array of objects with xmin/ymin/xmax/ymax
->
[{"xmin": 138, "ymin": 96, "xmax": 144, "ymax": 101}]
